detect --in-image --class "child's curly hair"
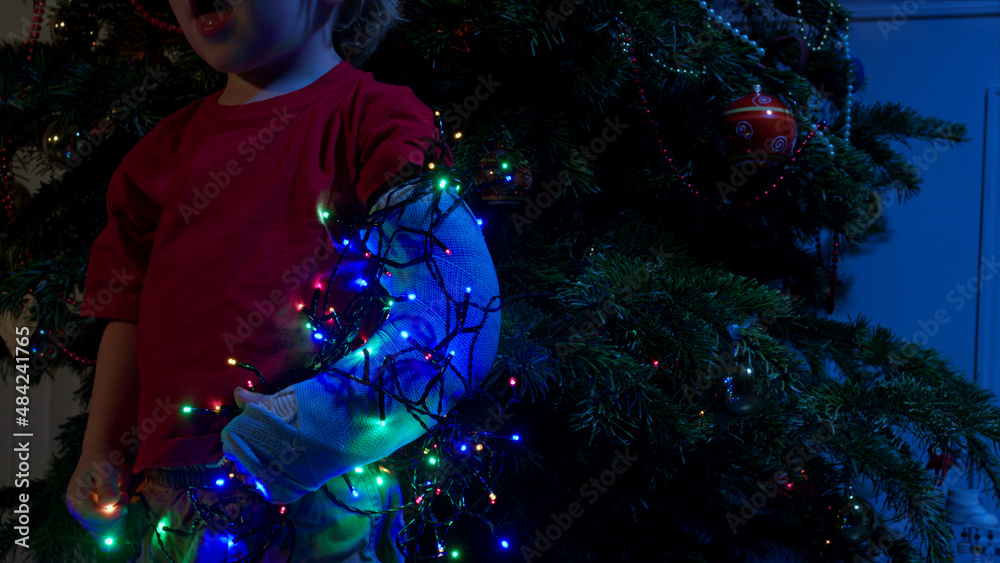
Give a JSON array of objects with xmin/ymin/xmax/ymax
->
[{"xmin": 332, "ymin": 0, "xmax": 406, "ymax": 67}]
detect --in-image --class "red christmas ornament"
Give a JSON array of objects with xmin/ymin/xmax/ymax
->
[
  {"xmin": 475, "ymin": 149, "xmax": 532, "ymax": 205},
  {"xmin": 720, "ymin": 87, "xmax": 797, "ymax": 167},
  {"xmin": 926, "ymin": 446, "xmax": 956, "ymax": 486}
]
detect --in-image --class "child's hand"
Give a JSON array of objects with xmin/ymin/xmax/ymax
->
[
  {"xmin": 234, "ymin": 386, "xmax": 266, "ymax": 409},
  {"xmin": 65, "ymin": 450, "xmax": 130, "ymax": 547},
  {"xmin": 224, "ymin": 387, "xmax": 268, "ymax": 478}
]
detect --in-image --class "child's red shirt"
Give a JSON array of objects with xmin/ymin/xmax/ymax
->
[{"xmin": 81, "ymin": 61, "xmax": 452, "ymax": 471}]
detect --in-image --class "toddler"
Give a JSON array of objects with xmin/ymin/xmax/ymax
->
[{"xmin": 66, "ymin": 0, "xmax": 501, "ymax": 560}]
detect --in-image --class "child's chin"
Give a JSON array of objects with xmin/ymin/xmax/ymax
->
[{"xmin": 190, "ymin": 48, "xmax": 246, "ymax": 74}]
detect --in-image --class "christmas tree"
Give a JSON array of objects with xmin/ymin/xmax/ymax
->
[{"xmin": 2, "ymin": 0, "xmax": 999, "ymax": 561}]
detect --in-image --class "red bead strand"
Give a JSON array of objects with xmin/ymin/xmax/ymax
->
[
  {"xmin": 130, "ymin": 0, "xmax": 183, "ymax": 34},
  {"xmin": 826, "ymin": 233, "xmax": 840, "ymax": 313},
  {"xmin": 615, "ymin": 17, "xmax": 814, "ymax": 210},
  {"xmin": 24, "ymin": 0, "xmax": 45, "ymax": 61},
  {"xmin": 1, "ymin": 0, "xmax": 46, "ymax": 222}
]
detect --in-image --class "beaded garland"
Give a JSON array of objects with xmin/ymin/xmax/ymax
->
[
  {"xmin": 1, "ymin": 0, "xmax": 46, "ymax": 222},
  {"xmin": 615, "ymin": 16, "xmax": 824, "ymax": 209},
  {"xmin": 696, "ymin": 0, "xmax": 766, "ymax": 58},
  {"xmin": 131, "ymin": 0, "xmax": 183, "ymax": 34}
]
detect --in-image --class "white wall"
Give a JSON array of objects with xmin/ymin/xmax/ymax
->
[
  {"xmin": 837, "ymin": 1, "xmax": 1000, "ymax": 561},
  {"xmin": 836, "ymin": 0, "xmax": 1000, "ymax": 392}
]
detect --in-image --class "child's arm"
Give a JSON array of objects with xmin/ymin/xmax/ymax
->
[
  {"xmin": 66, "ymin": 321, "xmax": 141, "ymax": 541},
  {"xmin": 221, "ymin": 182, "xmax": 501, "ymax": 504},
  {"xmin": 69, "ymin": 138, "xmax": 158, "ymax": 540}
]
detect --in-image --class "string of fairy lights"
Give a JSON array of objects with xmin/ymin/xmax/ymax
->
[
  {"xmin": 108, "ymin": 167, "xmax": 512, "ymax": 562},
  {"xmin": 7, "ymin": 1, "xmax": 864, "ymax": 559}
]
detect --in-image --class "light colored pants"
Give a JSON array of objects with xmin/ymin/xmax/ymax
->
[{"xmin": 128, "ymin": 463, "xmax": 405, "ymax": 562}]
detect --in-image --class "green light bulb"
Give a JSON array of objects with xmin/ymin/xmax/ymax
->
[
  {"xmin": 104, "ymin": 537, "xmax": 114, "ymax": 546},
  {"xmin": 182, "ymin": 406, "xmax": 192, "ymax": 413}
]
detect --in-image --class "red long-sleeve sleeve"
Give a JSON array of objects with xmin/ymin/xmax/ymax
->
[{"xmin": 81, "ymin": 150, "xmax": 162, "ymax": 322}]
